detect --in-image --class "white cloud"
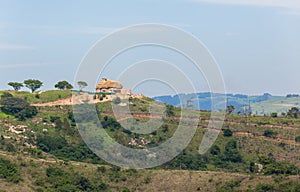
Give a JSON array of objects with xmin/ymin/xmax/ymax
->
[
  {"xmin": 190, "ymin": 0, "xmax": 300, "ymax": 11},
  {"xmin": 0, "ymin": 43, "xmax": 34, "ymax": 51}
]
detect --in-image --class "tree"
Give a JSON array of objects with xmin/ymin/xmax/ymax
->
[
  {"xmin": 295, "ymin": 136, "xmax": 300, "ymax": 143},
  {"xmin": 287, "ymin": 107, "xmax": 299, "ymax": 118},
  {"xmin": 249, "ymin": 162, "xmax": 256, "ymax": 173},
  {"xmin": 24, "ymin": 79, "xmax": 43, "ymax": 93},
  {"xmin": 226, "ymin": 105, "xmax": 235, "ymax": 114},
  {"xmin": 271, "ymin": 112, "xmax": 278, "ymax": 118},
  {"xmin": 77, "ymin": 81, "xmax": 88, "ymax": 91},
  {"xmin": 7, "ymin": 82, "xmax": 23, "ymax": 91},
  {"xmin": 263, "ymin": 130, "xmax": 277, "ymax": 138},
  {"xmin": 54, "ymin": 80, "xmax": 73, "ymax": 90},
  {"xmin": 166, "ymin": 104, "xmax": 175, "ymax": 116},
  {"xmin": 223, "ymin": 129, "xmax": 233, "ymax": 137},
  {"xmin": 224, "ymin": 140, "xmax": 242, "ymax": 162},
  {"xmin": 210, "ymin": 145, "xmax": 221, "ymax": 155},
  {"xmin": 162, "ymin": 124, "xmax": 169, "ymax": 133}
]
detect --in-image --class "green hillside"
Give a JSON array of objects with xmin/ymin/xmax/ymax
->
[
  {"xmin": 0, "ymin": 90, "xmax": 300, "ymax": 191},
  {"xmin": 252, "ymin": 97, "xmax": 300, "ymax": 116}
]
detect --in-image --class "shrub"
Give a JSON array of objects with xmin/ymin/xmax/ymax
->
[
  {"xmin": 6, "ymin": 143, "xmax": 17, "ymax": 152},
  {"xmin": 166, "ymin": 104, "xmax": 175, "ymax": 116},
  {"xmin": 210, "ymin": 145, "xmax": 221, "ymax": 155},
  {"xmin": 271, "ymin": 112, "xmax": 278, "ymax": 118},
  {"xmin": 36, "ymin": 166, "xmax": 97, "ymax": 191},
  {"xmin": 99, "ymin": 183, "xmax": 108, "ymax": 190},
  {"xmin": 144, "ymin": 176, "xmax": 151, "ymax": 184},
  {"xmin": 122, "ymin": 187, "xmax": 130, "ymax": 192},
  {"xmin": 162, "ymin": 124, "xmax": 169, "ymax": 133},
  {"xmin": 97, "ymin": 166, "xmax": 106, "ymax": 173},
  {"xmin": 50, "ymin": 116, "xmax": 60, "ymax": 122},
  {"xmin": 263, "ymin": 130, "xmax": 277, "ymax": 138},
  {"xmin": 224, "ymin": 140, "xmax": 242, "ymax": 162},
  {"xmin": 0, "ymin": 157, "xmax": 22, "ymax": 183},
  {"xmin": 256, "ymin": 183, "xmax": 274, "ymax": 192},
  {"xmin": 223, "ymin": 129, "xmax": 233, "ymax": 137},
  {"xmin": 37, "ymin": 134, "xmax": 68, "ymax": 152}
]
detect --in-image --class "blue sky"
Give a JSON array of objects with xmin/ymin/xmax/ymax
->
[{"xmin": 1, "ymin": 0, "xmax": 300, "ymax": 96}]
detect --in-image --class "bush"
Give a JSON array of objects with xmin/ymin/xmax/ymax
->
[
  {"xmin": 97, "ymin": 166, "xmax": 106, "ymax": 173},
  {"xmin": 50, "ymin": 116, "xmax": 60, "ymax": 122},
  {"xmin": 0, "ymin": 157, "xmax": 22, "ymax": 183},
  {"xmin": 263, "ymin": 130, "xmax": 277, "ymax": 138},
  {"xmin": 271, "ymin": 112, "xmax": 278, "ymax": 118},
  {"xmin": 166, "ymin": 104, "xmax": 175, "ymax": 116},
  {"xmin": 256, "ymin": 183, "xmax": 274, "ymax": 192},
  {"xmin": 223, "ymin": 129, "xmax": 233, "ymax": 137},
  {"xmin": 210, "ymin": 145, "xmax": 221, "ymax": 155},
  {"xmin": 37, "ymin": 134, "xmax": 68, "ymax": 152},
  {"xmin": 216, "ymin": 179, "xmax": 241, "ymax": 191},
  {"xmin": 162, "ymin": 124, "xmax": 169, "ymax": 133},
  {"xmin": 99, "ymin": 183, "xmax": 108, "ymax": 190},
  {"xmin": 224, "ymin": 140, "xmax": 242, "ymax": 163},
  {"xmin": 264, "ymin": 162, "xmax": 299, "ymax": 175},
  {"xmin": 36, "ymin": 166, "xmax": 97, "ymax": 191}
]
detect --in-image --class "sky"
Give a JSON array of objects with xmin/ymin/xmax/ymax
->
[{"xmin": 0, "ymin": 0, "xmax": 300, "ymax": 96}]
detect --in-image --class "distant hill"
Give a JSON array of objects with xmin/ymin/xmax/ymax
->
[
  {"xmin": 153, "ymin": 92, "xmax": 284, "ymax": 114},
  {"xmin": 252, "ymin": 97, "xmax": 300, "ymax": 116}
]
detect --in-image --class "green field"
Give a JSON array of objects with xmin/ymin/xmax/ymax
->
[
  {"xmin": 252, "ymin": 97, "xmax": 300, "ymax": 115},
  {"xmin": 1, "ymin": 90, "xmax": 72, "ymax": 103}
]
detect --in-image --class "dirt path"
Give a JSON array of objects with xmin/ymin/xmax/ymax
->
[
  {"xmin": 31, "ymin": 94, "xmax": 111, "ymax": 107},
  {"xmin": 235, "ymin": 131, "xmax": 297, "ymax": 144},
  {"xmin": 31, "ymin": 98, "xmax": 74, "ymax": 106}
]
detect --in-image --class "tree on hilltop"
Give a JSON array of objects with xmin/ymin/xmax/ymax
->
[
  {"xmin": 8, "ymin": 82, "xmax": 23, "ymax": 91},
  {"xmin": 77, "ymin": 81, "xmax": 88, "ymax": 91},
  {"xmin": 24, "ymin": 79, "xmax": 43, "ymax": 93},
  {"xmin": 55, "ymin": 81, "xmax": 73, "ymax": 90}
]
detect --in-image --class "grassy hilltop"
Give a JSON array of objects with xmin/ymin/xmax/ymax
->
[{"xmin": 0, "ymin": 90, "xmax": 300, "ymax": 191}]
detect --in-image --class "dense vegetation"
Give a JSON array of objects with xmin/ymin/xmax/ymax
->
[
  {"xmin": 0, "ymin": 90, "xmax": 300, "ymax": 191},
  {"xmin": 0, "ymin": 93, "xmax": 37, "ymax": 120},
  {"xmin": 0, "ymin": 157, "xmax": 22, "ymax": 183}
]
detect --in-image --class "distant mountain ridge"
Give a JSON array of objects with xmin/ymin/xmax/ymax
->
[{"xmin": 153, "ymin": 92, "xmax": 284, "ymax": 114}]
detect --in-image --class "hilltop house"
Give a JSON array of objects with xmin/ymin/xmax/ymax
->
[{"xmin": 96, "ymin": 78, "xmax": 131, "ymax": 97}]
